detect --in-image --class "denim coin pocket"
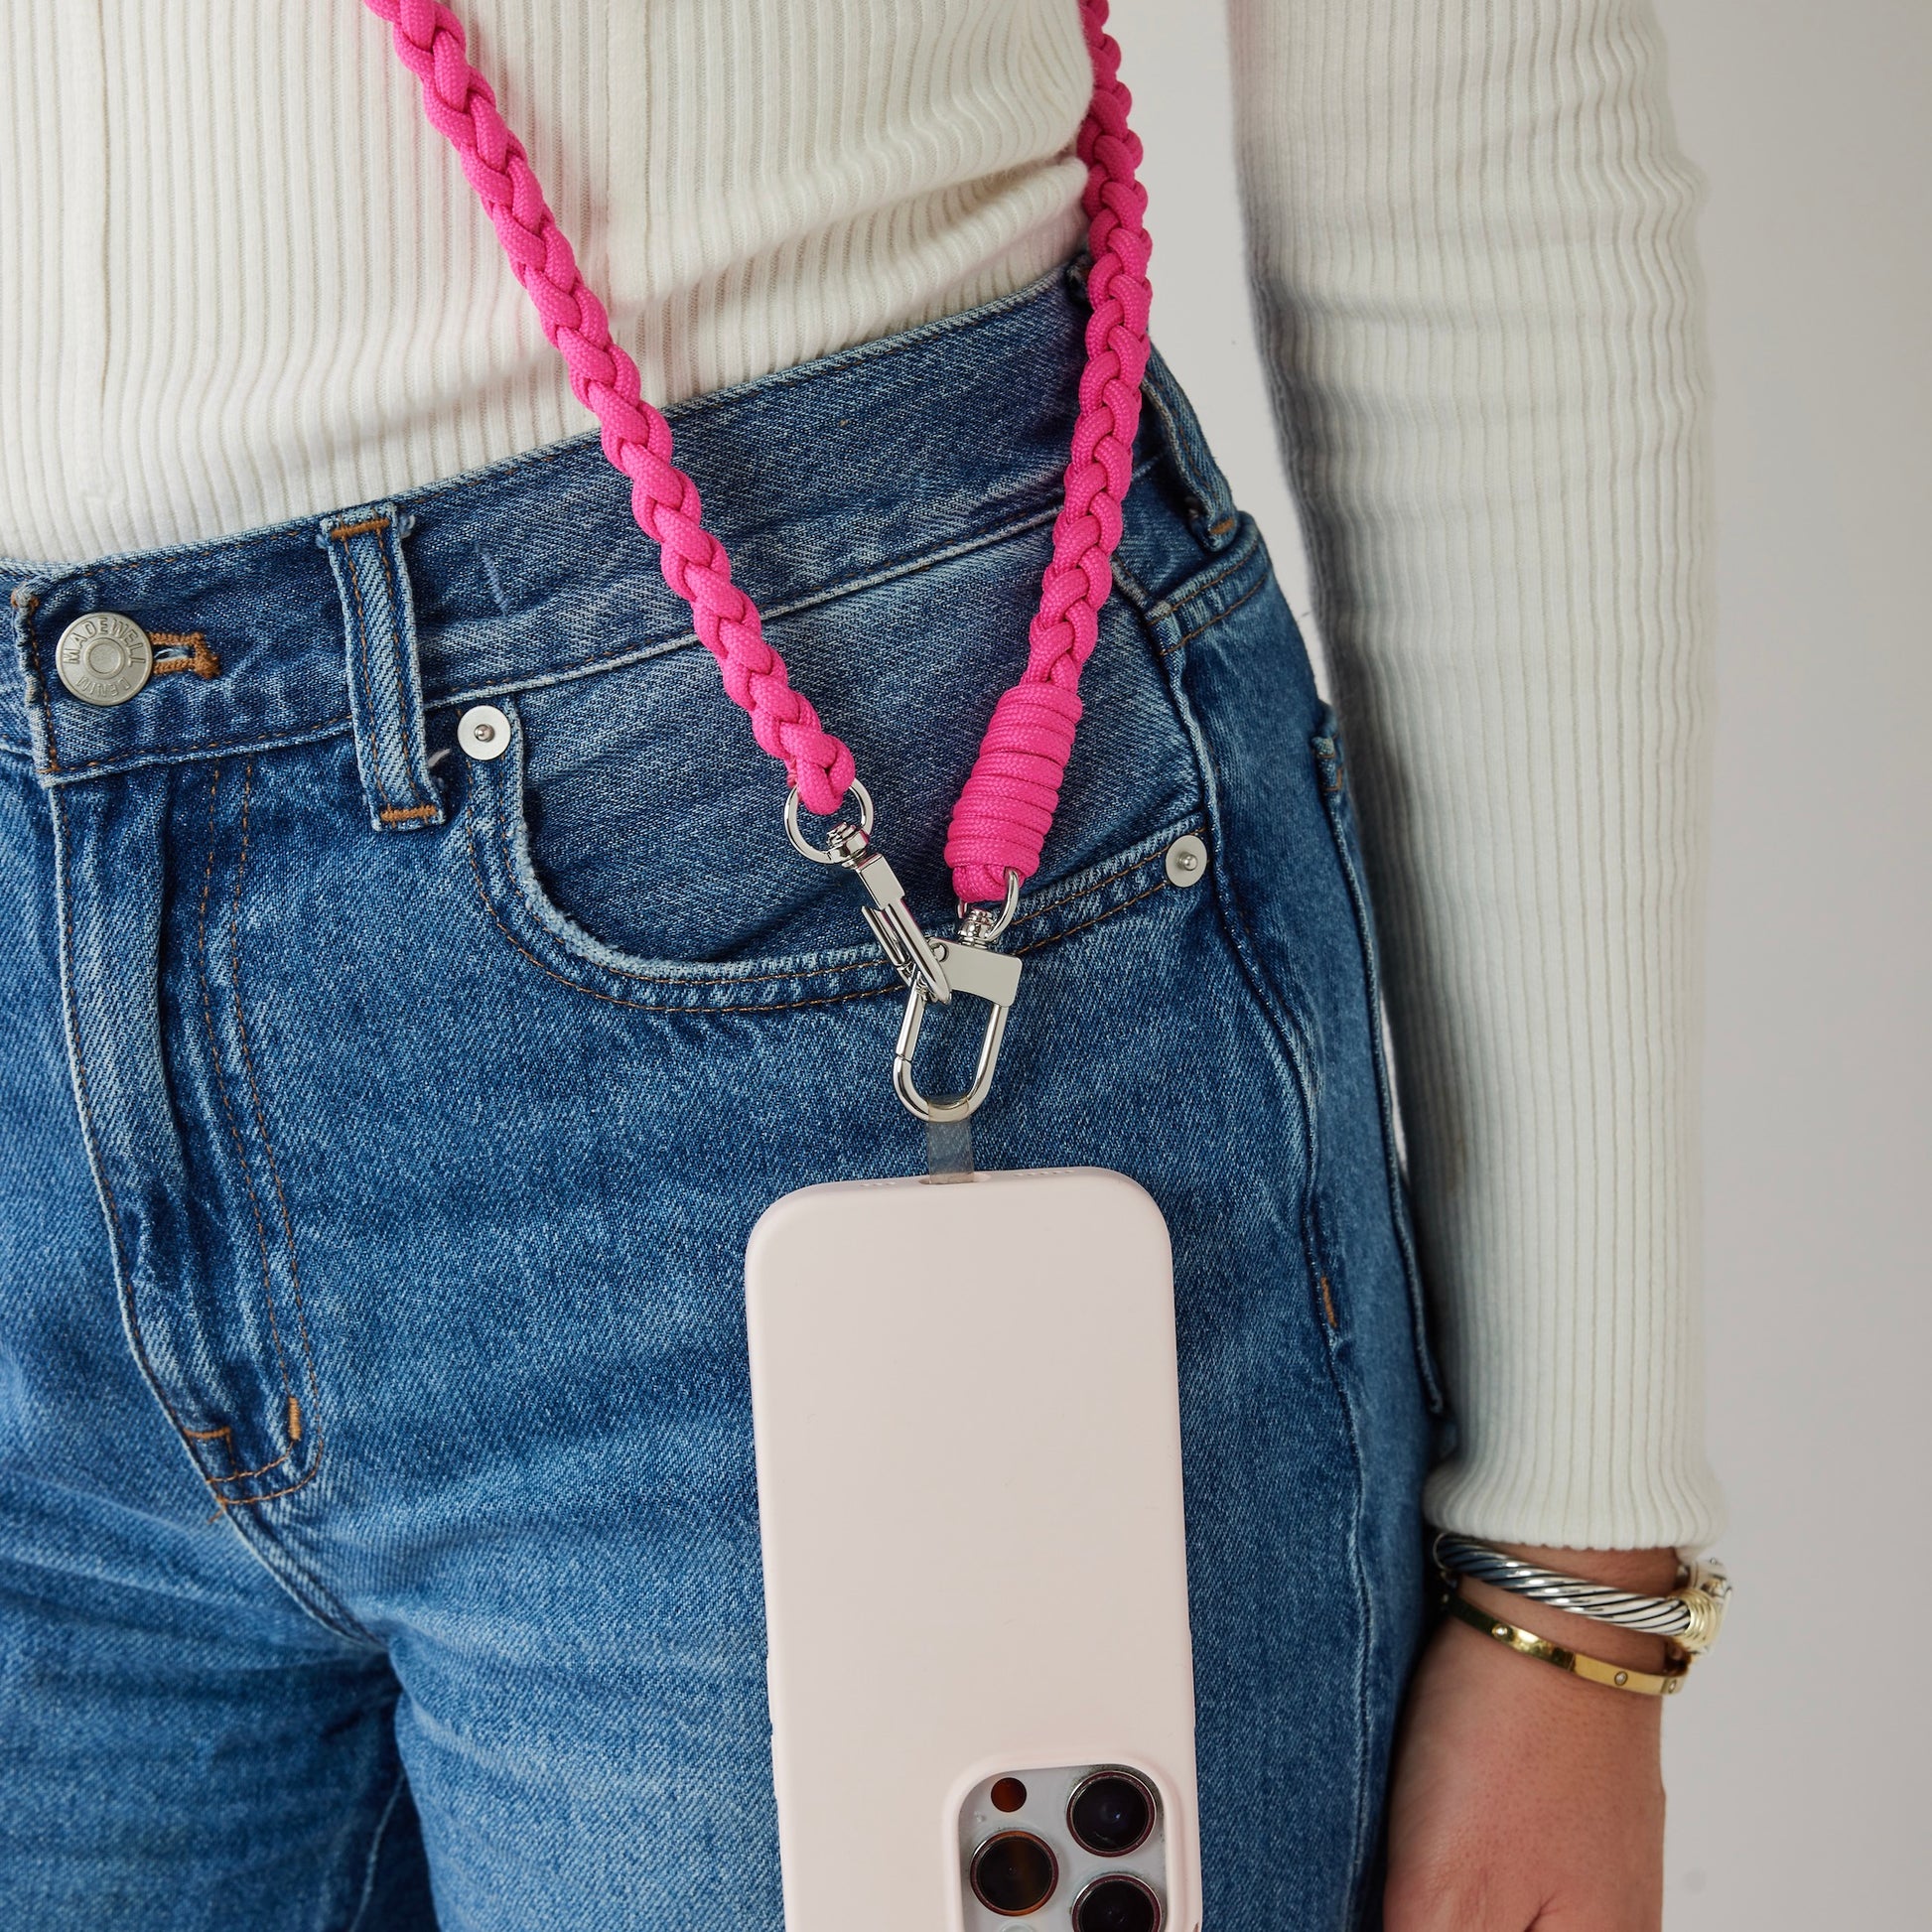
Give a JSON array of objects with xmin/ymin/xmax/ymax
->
[{"xmin": 458, "ymin": 514, "xmax": 1205, "ymax": 1009}]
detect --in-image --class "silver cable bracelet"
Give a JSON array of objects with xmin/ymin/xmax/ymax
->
[{"xmin": 1431, "ymin": 1533, "xmax": 1731, "ymax": 1655}]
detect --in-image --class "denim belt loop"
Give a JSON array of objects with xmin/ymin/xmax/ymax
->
[
  {"xmin": 1140, "ymin": 345, "xmax": 1241, "ymax": 553},
  {"xmin": 319, "ymin": 503, "xmax": 445, "ymax": 833}
]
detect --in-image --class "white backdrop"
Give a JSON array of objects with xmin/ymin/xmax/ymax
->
[{"xmin": 1110, "ymin": 2, "xmax": 1932, "ymax": 1924}]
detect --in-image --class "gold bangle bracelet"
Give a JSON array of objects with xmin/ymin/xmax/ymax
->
[{"xmin": 1437, "ymin": 1587, "xmax": 1691, "ymax": 1697}]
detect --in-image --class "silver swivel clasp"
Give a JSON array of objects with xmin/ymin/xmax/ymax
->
[
  {"xmin": 894, "ymin": 876, "xmax": 1024, "ymax": 1125},
  {"xmin": 785, "ymin": 780, "xmax": 952, "ymax": 1006},
  {"xmin": 784, "ymin": 782, "xmax": 1024, "ymax": 1125}
]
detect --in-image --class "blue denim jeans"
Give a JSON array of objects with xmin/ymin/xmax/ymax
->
[{"xmin": 0, "ymin": 268, "xmax": 1436, "ymax": 1930}]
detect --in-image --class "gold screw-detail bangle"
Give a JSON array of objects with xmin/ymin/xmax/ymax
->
[{"xmin": 1437, "ymin": 1587, "xmax": 1691, "ymax": 1697}]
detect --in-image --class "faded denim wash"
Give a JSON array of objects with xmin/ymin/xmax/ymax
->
[{"xmin": 0, "ymin": 267, "xmax": 1437, "ymax": 1930}]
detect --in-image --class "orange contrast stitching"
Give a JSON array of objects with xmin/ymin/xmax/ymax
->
[
  {"xmin": 487, "ymin": 778, "xmax": 885, "ymax": 989},
  {"xmin": 229, "ymin": 759, "xmax": 327, "ymax": 1467},
  {"xmin": 36, "ymin": 480, "xmax": 1153, "ymax": 779},
  {"xmin": 19, "ymin": 597, "xmax": 59, "ymax": 770},
  {"xmin": 1142, "ymin": 528, "xmax": 1260, "ymax": 628},
  {"xmin": 196, "ymin": 766, "xmax": 297, "ymax": 1406},
  {"xmin": 149, "ymin": 631, "xmax": 220, "ymax": 679},
  {"xmin": 1161, "ymin": 573, "xmax": 1267, "ymax": 656},
  {"xmin": 174, "ymin": 1417, "xmax": 292, "ymax": 1483},
  {"xmin": 55, "ymin": 718, "xmax": 355, "ymax": 773},
  {"xmin": 469, "ymin": 818, "xmax": 897, "ymax": 1016},
  {"xmin": 51, "ymin": 788, "xmax": 206, "ymax": 1450},
  {"xmin": 1010, "ymin": 840, "xmax": 1192, "ymax": 924},
  {"xmin": 1014, "ymin": 876, "xmax": 1170, "ymax": 953},
  {"xmin": 378, "ymin": 803, "xmax": 440, "ymax": 824},
  {"xmin": 214, "ymin": 1461, "xmax": 327, "ymax": 1508},
  {"xmin": 208, "ymin": 1447, "xmax": 295, "ymax": 1483},
  {"xmin": 481, "ymin": 758, "xmax": 1193, "ymax": 991},
  {"xmin": 334, "ymin": 521, "xmax": 394, "ymax": 811},
  {"xmin": 373, "ymin": 527, "xmax": 434, "ymax": 806},
  {"xmin": 327, "ymin": 516, "xmax": 390, "ymax": 542},
  {"xmin": 472, "ymin": 789, "xmax": 1173, "ymax": 1014},
  {"xmin": 1319, "ymin": 1274, "xmax": 1339, "ymax": 1329}
]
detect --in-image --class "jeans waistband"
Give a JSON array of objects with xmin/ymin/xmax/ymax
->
[{"xmin": 1, "ymin": 264, "xmax": 1236, "ymax": 787}]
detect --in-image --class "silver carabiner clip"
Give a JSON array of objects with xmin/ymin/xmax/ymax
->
[
  {"xmin": 785, "ymin": 788, "xmax": 1024, "ymax": 1122},
  {"xmin": 892, "ymin": 876, "xmax": 1023, "ymax": 1124},
  {"xmin": 784, "ymin": 781, "xmax": 952, "ymax": 1005}
]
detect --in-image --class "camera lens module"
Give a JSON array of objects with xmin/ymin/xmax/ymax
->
[
  {"xmin": 969, "ymin": 1830, "xmax": 1058, "ymax": 1916},
  {"xmin": 1066, "ymin": 1769, "xmax": 1157, "ymax": 1858},
  {"xmin": 1071, "ymin": 1872, "xmax": 1163, "ymax": 1932}
]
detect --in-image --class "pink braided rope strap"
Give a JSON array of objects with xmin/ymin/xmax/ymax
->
[
  {"xmin": 360, "ymin": 0, "xmax": 853, "ymax": 813},
  {"xmin": 362, "ymin": 0, "xmax": 1151, "ymax": 907},
  {"xmin": 943, "ymin": 4, "xmax": 1152, "ymax": 904}
]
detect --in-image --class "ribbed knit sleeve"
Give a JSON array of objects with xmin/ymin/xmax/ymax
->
[{"xmin": 1230, "ymin": 0, "xmax": 1724, "ymax": 1549}]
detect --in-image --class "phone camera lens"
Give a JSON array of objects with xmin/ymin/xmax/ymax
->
[
  {"xmin": 969, "ymin": 1831, "xmax": 1058, "ymax": 1916},
  {"xmin": 1066, "ymin": 1770, "xmax": 1157, "ymax": 1858},
  {"xmin": 1071, "ymin": 1873, "xmax": 1163, "ymax": 1932}
]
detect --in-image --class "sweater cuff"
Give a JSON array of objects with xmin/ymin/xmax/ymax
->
[{"xmin": 1421, "ymin": 1359, "xmax": 1726, "ymax": 1554}]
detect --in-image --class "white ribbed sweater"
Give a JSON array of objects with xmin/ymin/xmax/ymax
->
[{"xmin": 0, "ymin": 0, "xmax": 1722, "ymax": 1551}]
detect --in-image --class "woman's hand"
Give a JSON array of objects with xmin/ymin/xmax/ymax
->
[{"xmin": 1383, "ymin": 1547, "xmax": 1680, "ymax": 1932}]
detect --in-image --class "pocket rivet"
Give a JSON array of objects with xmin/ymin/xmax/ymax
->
[
  {"xmin": 458, "ymin": 704, "xmax": 511, "ymax": 760},
  {"xmin": 1164, "ymin": 833, "xmax": 1208, "ymax": 888}
]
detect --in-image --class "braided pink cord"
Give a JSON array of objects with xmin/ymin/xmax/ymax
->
[
  {"xmin": 361, "ymin": 0, "xmax": 853, "ymax": 812},
  {"xmin": 943, "ymin": 3, "xmax": 1152, "ymax": 902},
  {"xmin": 362, "ymin": 0, "xmax": 1150, "ymax": 902}
]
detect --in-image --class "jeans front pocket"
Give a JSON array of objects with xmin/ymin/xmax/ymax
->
[
  {"xmin": 450, "ymin": 499, "xmax": 1210, "ymax": 1016},
  {"xmin": 459, "ymin": 694, "xmax": 902, "ymax": 1016},
  {"xmin": 456, "ymin": 689, "xmax": 1211, "ymax": 1024}
]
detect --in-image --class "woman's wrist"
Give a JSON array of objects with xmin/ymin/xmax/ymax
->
[{"xmin": 1388, "ymin": 1548, "xmax": 1672, "ymax": 1930}]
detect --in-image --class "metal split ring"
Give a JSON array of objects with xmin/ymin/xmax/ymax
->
[
  {"xmin": 955, "ymin": 868, "xmax": 1022, "ymax": 941},
  {"xmin": 783, "ymin": 778, "xmax": 876, "ymax": 864}
]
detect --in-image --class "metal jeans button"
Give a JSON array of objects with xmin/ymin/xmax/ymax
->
[
  {"xmin": 55, "ymin": 613, "xmax": 153, "ymax": 707},
  {"xmin": 1164, "ymin": 833, "xmax": 1208, "ymax": 887}
]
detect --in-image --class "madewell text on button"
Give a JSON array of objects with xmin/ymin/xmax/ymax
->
[{"xmin": 55, "ymin": 613, "xmax": 154, "ymax": 707}]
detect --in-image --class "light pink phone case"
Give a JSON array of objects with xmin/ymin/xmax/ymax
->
[{"xmin": 745, "ymin": 1167, "xmax": 1201, "ymax": 1932}]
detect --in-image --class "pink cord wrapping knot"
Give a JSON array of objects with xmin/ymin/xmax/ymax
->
[{"xmin": 362, "ymin": 0, "xmax": 1150, "ymax": 896}]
